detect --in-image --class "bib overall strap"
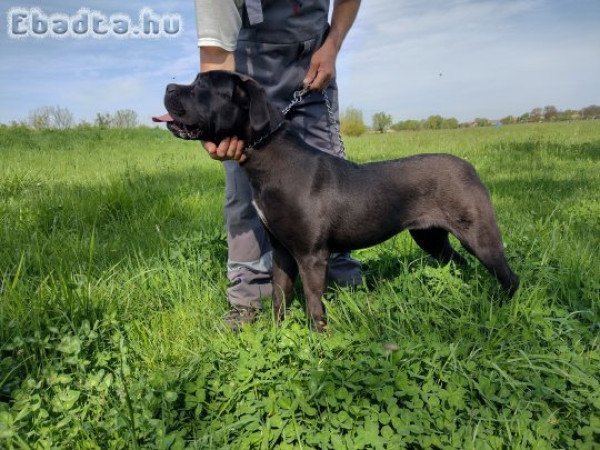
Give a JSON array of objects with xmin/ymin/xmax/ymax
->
[{"xmin": 245, "ymin": 0, "xmax": 264, "ymax": 25}]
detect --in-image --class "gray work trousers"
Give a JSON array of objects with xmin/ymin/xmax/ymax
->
[{"xmin": 225, "ymin": 31, "xmax": 361, "ymax": 309}]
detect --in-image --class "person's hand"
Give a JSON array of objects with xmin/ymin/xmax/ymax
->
[
  {"xmin": 303, "ymin": 39, "xmax": 339, "ymax": 91},
  {"xmin": 203, "ymin": 137, "xmax": 247, "ymax": 162}
]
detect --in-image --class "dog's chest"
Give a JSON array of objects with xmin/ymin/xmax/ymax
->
[{"xmin": 251, "ymin": 200, "xmax": 270, "ymax": 228}]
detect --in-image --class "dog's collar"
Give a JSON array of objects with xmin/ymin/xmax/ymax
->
[
  {"xmin": 241, "ymin": 120, "xmax": 286, "ymax": 166},
  {"xmin": 245, "ymin": 119, "xmax": 286, "ymax": 152}
]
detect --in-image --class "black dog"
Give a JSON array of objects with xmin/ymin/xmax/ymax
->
[{"xmin": 155, "ymin": 71, "xmax": 519, "ymax": 331}]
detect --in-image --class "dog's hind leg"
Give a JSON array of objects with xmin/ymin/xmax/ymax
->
[
  {"xmin": 269, "ymin": 235, "xmax": 298, "ymax": 323},
  {"xmin": 296, "ymin": 251, "xmax": 329, "ymax": 332},
  {"xmin": 453, "ymin": 222, "xmax": 519, "ymax": 298},
  {"xmin": 409, "ymin": 227, "xmax": 467, "ymax": 266}
]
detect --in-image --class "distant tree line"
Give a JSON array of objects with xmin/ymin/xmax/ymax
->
[
  {"xmin": 393, "ymin": 115, "xmax": 461, "ymax": 131},
  {"xmin": 339, "ymin": 104, "xmax": 600, "ymax": 136},
  {"xmin": 499, "ymin": 105, "xmax": 600, "ymax": 125},
  {"xmin": 3, "ymin": 106, "xmax": 139, "ymax": 129},
  {"xmin": 4, "ymin": 103, "xmax": 599, "ymax": 134},
  {"xmin": 92, "ymin": 110, "xmax": 138, "ymax": 129}
]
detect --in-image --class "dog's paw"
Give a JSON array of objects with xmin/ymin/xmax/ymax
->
[{"xmin": 311, "ymin": 319, "xmax": 328, "ymax": 333}]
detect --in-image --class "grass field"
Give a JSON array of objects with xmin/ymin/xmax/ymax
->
[{"xmin": 0, "ymin": 122, "xmax": 599, "ymax": 448}]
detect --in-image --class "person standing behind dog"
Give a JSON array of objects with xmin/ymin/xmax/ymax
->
[{"xmin": 195, "ymin": 0, "xmax": 362, "ymax": 330}]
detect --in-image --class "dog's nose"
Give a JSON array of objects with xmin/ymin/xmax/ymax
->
[{"xmin": 166, "ymin": 83, "xmax": 178, "ymax": 93}]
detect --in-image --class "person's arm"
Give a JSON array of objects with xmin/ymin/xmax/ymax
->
[
  {"xmin": 303, "ymin": 0, "xmax": 361, "ymax": 91},
  {"xmin": 200, "ymin": 46, "xmax": 236, "ymax": 72},
  {"xmin": 196, "ymin": 0, "xmax": 246, "ymax": 161}
]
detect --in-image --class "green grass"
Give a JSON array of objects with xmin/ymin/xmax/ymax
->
[{"xmin": 1, "ymin": 122, "xmax": 599, "ymax": 449}]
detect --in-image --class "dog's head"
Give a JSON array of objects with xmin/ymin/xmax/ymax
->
[{"xmin": 153, "ymin": 71, "xmax": 277, "ymax": 143}]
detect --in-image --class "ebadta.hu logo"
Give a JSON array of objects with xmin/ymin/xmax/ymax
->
[{"xmin": 6, "ymin": 7, "xmax": 183, "ymax": 39}]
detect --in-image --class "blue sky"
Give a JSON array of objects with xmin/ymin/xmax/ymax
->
[{"xmin": 1, "ymin": 0, "xmax": 599, "ymax": 125}]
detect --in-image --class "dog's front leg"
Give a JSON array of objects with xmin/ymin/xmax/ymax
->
[
  {"xmin": 296, "ymin": 251, "xmax": 329, "ymax": 332},
  {"xmin": 270, "ymin": 235, "xmax": 298, "ymax": 323}
]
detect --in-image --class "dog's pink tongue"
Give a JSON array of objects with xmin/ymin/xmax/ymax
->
[{"xmin": 152, "ymin": 113, "xmax": 174, "ymax": 123}]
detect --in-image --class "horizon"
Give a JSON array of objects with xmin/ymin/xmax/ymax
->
[
  {"xmin": 1, "ymin": 0, "xmax": 599, "ymax": 126},
  {"xmin": 6, "ymin": 100, "xmax": 599, "ymax": 129}
]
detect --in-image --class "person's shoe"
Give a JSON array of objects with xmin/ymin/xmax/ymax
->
[
  {"xmin": 327, "ymin": 252, "xmax": 363, "ymax": 288},
  {"xmin": 223, "ymin": 306, "xmax": 259, "ymax": 332}
]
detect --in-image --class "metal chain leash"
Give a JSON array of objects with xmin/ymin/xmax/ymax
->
[
  {"xmin": 281, "ymin": 86, "xmax": 310, "ymax": 116},
  {"xmin": 247, "ymin": 90, "xmax": 305, "ymax": 150},
  {"xmin": 280, "ymin": 86, "xmax": 347, "ymax": 158},
  {"xmin": 321, "ymin": 88, "xmax": 347, "ymax": 158}
]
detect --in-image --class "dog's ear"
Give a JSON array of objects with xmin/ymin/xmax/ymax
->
[{"xmin": 235, "ymin": 74, "xmax": 271, "ymax": 134}]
